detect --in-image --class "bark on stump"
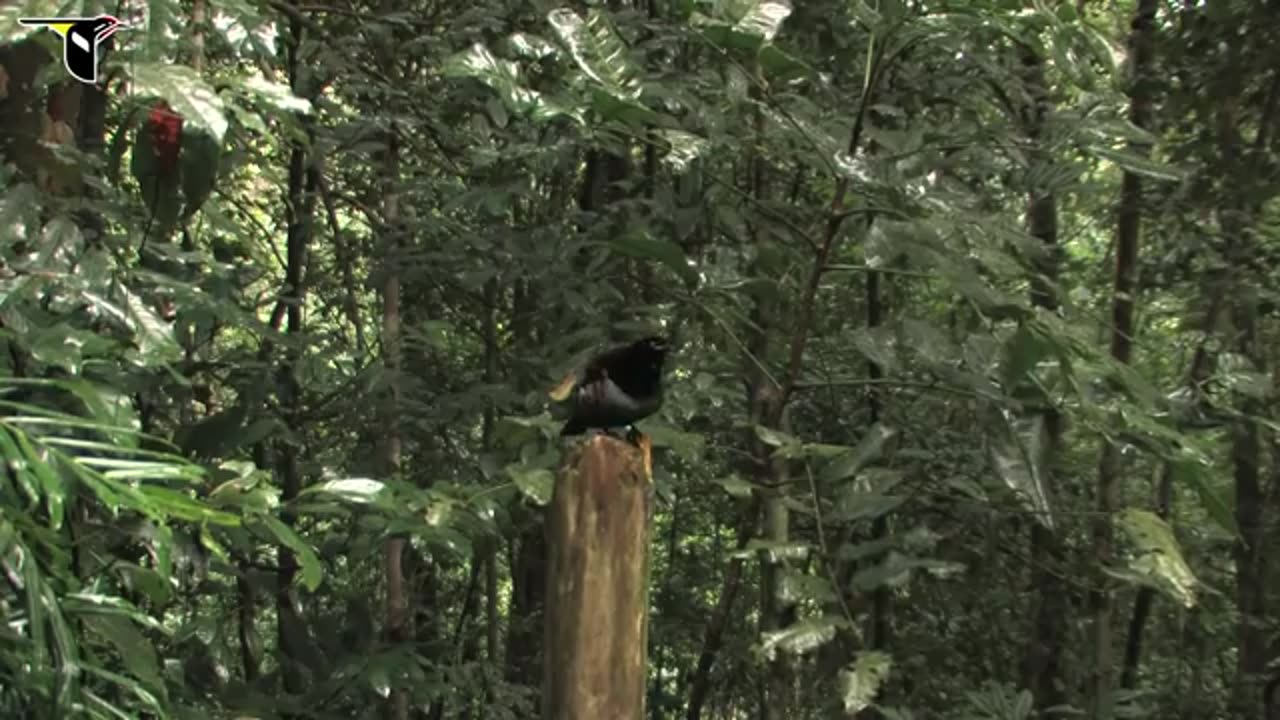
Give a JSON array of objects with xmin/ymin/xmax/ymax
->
[{"xmin": 542, "ymin": 434, "xmax": 652, "ymax": 720}]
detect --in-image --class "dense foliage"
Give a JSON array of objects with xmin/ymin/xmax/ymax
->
[{"xmin": 1, "ymin": 0, "xmax": 1277, "ymax": 718}]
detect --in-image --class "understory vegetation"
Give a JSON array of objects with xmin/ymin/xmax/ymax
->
[{"xmin": 1, "ymin": 0, "xmax": 1278, "ymax": 718}]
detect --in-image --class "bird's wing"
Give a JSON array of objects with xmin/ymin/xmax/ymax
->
[
  {"xmin": 549, "ymin": 363, "xmax": 611, "ymax": 401},
  {"xmin": 547, "ymin": 344, "xmax": 614, "ymax": 401},
  {"xmin": 548, "ymin": 370, "xmax": 579, "ymax": 402}
]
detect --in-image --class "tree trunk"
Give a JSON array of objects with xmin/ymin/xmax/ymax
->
[
  {"xmin": 1090, "ymin": 1, "xmax": 1156, "ymax": 717},
  {"xmin": 1016, "ymin": 37, "xmax": 1068, "ymax": 710},
  {"xmin": 1229, "ymin": 280, "xmax": 1265, "ymax": 717},
  {"xmin": 275, "ymin": 12, "xmax": 319, "ymax": 694},
  {"xmin": 1121, "ymin": 291, "xmax": 1223, "ymax": 691},
  {"xmin": 543, "ymin": 435, "xmax": 653, "ymax": 720},
  {"xmin": 686, "ymin": 501, "xmax": 759, "ymax": 720}
]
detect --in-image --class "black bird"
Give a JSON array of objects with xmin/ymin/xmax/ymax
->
[{"xmin": 549, "ymin": 335, "xmax": 671, "ymax": 438}]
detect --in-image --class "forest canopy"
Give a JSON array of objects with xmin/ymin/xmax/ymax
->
[{"xmin": 0, "ymin": 0, "xmax": 1278, "ymax": 718}]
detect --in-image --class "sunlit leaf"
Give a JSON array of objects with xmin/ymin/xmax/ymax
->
[
  {"xmin": 259, "ymin": 514, "xmax": 324, "ymax": 592},
  {"xmin": 507, "ymin": 465, "xmax": 554, "ymax": 506},
  {"xmin": 1115, "ymin": 508, "xmax": 1199, "ymax": 607},
  {"xmin": 1087, "ymin": 145, "xmax": 1184, "ymax": 182},
  {"xmin": 715, "ymin": 474, "xmax": 756, "ymax": 499},
  {"xmin": 656, "ymin": 130, "xmax": 710, "ymax": 171},
  {"xmin": 239, "ymin": 76, "xmax": 313, "ymax": 114},
  {"xmin": 606, "ymin": 231, "xmax": 698, "ymax": 285},
  {"xmin": 11, "ymin": 429, "xmax": 64, "ymax": 528},
  {"xmin": 132, "ymin": 64, "xmax": 229, "ymax": 142},
  {"xmin": 988, "ymin": 411, "xmax": 1054, "ymax": 529},
  {"xmin": 839, "ymin": 652, "xmax": 892, "ymax": 714},
  {"xmin": 547, "ymin": 8, "xmax": 641, "ymax": 101},
  {"xmin": 83, "ymin": 614, "xmax": 164, "ymax": 695},
  {"xmin": 300, "ymin": 478, "xmax": 388, "ymax": 505},
  {"xmin": 444, "ymin": 43, "xmax": 577, "ymax": 122},
  {"xmin": 736, "ymin": 539, "xmax": 811, "ymax": 562},
  {"xmin": 760, "ymin": 616, "xmax": 849, "ymax": 661},
  {"xmin": 139, "ymin": 487, "xmax": 241, "ymax": 526},
  {"xmin": 821, "ymin": 423, "xmax": 897, "ymax": 483},
  {"xmin": 755, "ymin": 424, "xmax": 801, "ymax": 449}
]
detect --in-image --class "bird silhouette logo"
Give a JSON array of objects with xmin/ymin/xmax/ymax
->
[{"xmin": 19, "ymin": 15, "xmax": 123, "ymax": 84}]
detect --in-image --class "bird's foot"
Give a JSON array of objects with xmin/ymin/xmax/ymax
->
[
  {"xmin": 625, "ymin": 426, "xmax": 644, "ymax": 446},
  {"xmin": 592, "ymin": 427, "xmax": 625, "ymax": 442}
]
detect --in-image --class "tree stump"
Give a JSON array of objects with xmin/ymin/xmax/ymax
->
[{"xmin": 542, "ymin": 434, "xmax": 653, "ymax": 720}]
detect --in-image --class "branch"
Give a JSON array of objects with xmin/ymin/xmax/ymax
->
[{"xmin": 780, "ymin": 41, "xmax": 887, "ymax": 401}]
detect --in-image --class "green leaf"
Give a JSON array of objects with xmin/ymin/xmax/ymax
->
[
  {"xmin": 736, "ymin": 539, "xmax": 811, "ymax": 562},
  {"xmin": 691, "ymin": 1, "xmax": 784, "ymax": 54},
  {"xmin": 1216, "ymin": 353, "xmax": 1272, "ymax": 399},
  {"xmin": 174, "ymin": 404, "xmax": 251, "ymax": 459},
  {"xmin": 123, "ymin": 286, "xmax": 183, "ymax": 364},
  {"xmin": 507, "ymin": 32, "xmax": 557, "ymax": 59},
  {"xmin": 839, "ymin": 652, "xmax": 892, "ymax": 715},
  {"xmin": 238, "ymin": 76, "xmax": 313, "ymax": 114},
  {"xmin": 34, "ymin": 215, "xmax": 82, "ymax": 271},
  {"xmin": 83, "ymin": 614, "xmax": 164, "ymax": 696},
  {"xmin": 368, "ymin": 660, "xmax": 392, "ymax": 698},
  {"xmin": 115, "ymin": 565, "xmax": 172, "ymax": 606},
  {"xmin": 444, "ymin": 43, "xmax": 577, "ymax": 122},
  {"xmin": 1001, "ymin": 323, "xmax": 1053, "ymax": 389},
  {"xmin": 760, "ymin": 616, "xmax": 849, "ymax": 661},
  {"xmin": 1088, "ymin": 145, "xmax": 1184, "ymax": 182},
  {"xmin": 988, "ymin": 412, "xmax": 1054, "ymax": 529},
  {"xmin": 820, "ymin": 423, "xmax": 897, "ymax": 483},
  {"xmin": 79, "ymin": 664, "xmax": 166, "ymax": 716},
  {"xmin": 106, "ymin": 103, "xmax": 146, "ymax": 185},
  {"xmin": 1115, "ymin": 508, "xmax": 1198, "ymax": 608},
  {"xmin": 59, "ymin": 379, "xmax": 140, "ymax": 444},
  {"xmin": 715, "ymin": 474, "xmax": 756, "ymax": 499},
  {"xmin": 131, "ymin": 64, "xmax": 229, "ymax": 143},
  {"xmin": 0, "ymin": 1, "xmax": 65, "ymax": 44},
  {"xmin": 656, "ymin": 130, "xmax": 709, "ymax": 171},
  {"xmin": 833, "ymin": 490, "xmax": 906, "ymax": 525},
  {"xmin": 735, "ymin": 1, "xmax": 792, "ymax": 41},
  {"xmin": 0, "ymin": 182, "xmax": 41, "ymax": 241},
  {"xmin": 507, "ymin": 465, "xmax": 554, "ymax": 506},
  {"xmin": 547, "ymin": 8, "xmax": 641, "ymax": 101},
  {"xmin": 850, "ymin": 552, "xmax": 959, "ymax": 590},
  {"xmin": 179, "ymin": 128, "xmax": 222, "ymax": 221},
  {"xmin": 199, "ymin": 523, "xmax": 229, "ymax": 562},
  {"xmin": 259, "ymin": 514, "xmax": 324, "ymax": 592},
  {"xmin": 606, "ymin": 232, "xmax": 698, "ymax": 285},
  {"xmin": 129, "ymin": 120, "xmax": 182, "ymax": 239},
  {"xmin": 1171, "ymin": 458, "xmax": 1236, "ymax": 537},
  {"xmin": 850, "ymin": 326, "xmax": 897, "ymax": 374},
  {"xmin": 300, "ymin": 478, "xmax": 389, "ymax": 505},
  {"xmin": 0, "ymin": 426, "xmax": 40, "ymax": 508},
  {"xmin": 754, "ymin": 424, "xmax": 800, "ymax": 449},
  {"xmin": 11, "ymin": 429, "xmax": 64, "ymax": 528},
  {"xmin": 138, "ymin": 487, "xmax": 241, "ymax": 526},
  {"xmin": 758, "ymin": 44, "xmax": 811, "ymax": 82},
  {"xmin": 778, "ymin": 570, "xmax": 836, "ymax": 605}
]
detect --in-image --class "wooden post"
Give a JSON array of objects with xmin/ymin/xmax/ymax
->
[{"xmin": 542, "ymin": 434, "xmax": 653, "ymax": 720}]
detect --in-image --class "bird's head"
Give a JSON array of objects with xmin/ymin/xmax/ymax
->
[{"xmin": 634, "ymin": 336, "xmax": 671, "ymax": 365}]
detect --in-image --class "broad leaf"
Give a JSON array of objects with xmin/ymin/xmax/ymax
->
[
  {"xmin": 132, "ymin": 64, "xmax": 229, "ymax": 143},
  {"xmin": 760, "ymin": 616, "xmax": 849, "ymax": 661},
  {"xmin": 1115, "ymin": 508, "xmax": 1198, "ymax": 608},
  {"xmin": 988, "ymin": 412, "xmax": 1054, "ymax": 529},
  {"xmin": 839, "ymin": 652, "xmax": 892, "ymax": 714},
  {"xmin": 259, "ymin": 514, "xmax": 324, "ymax": 592},
  {"xmin": 507, "ymin": 466, "xmax": 554, "ymax": 506}
]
